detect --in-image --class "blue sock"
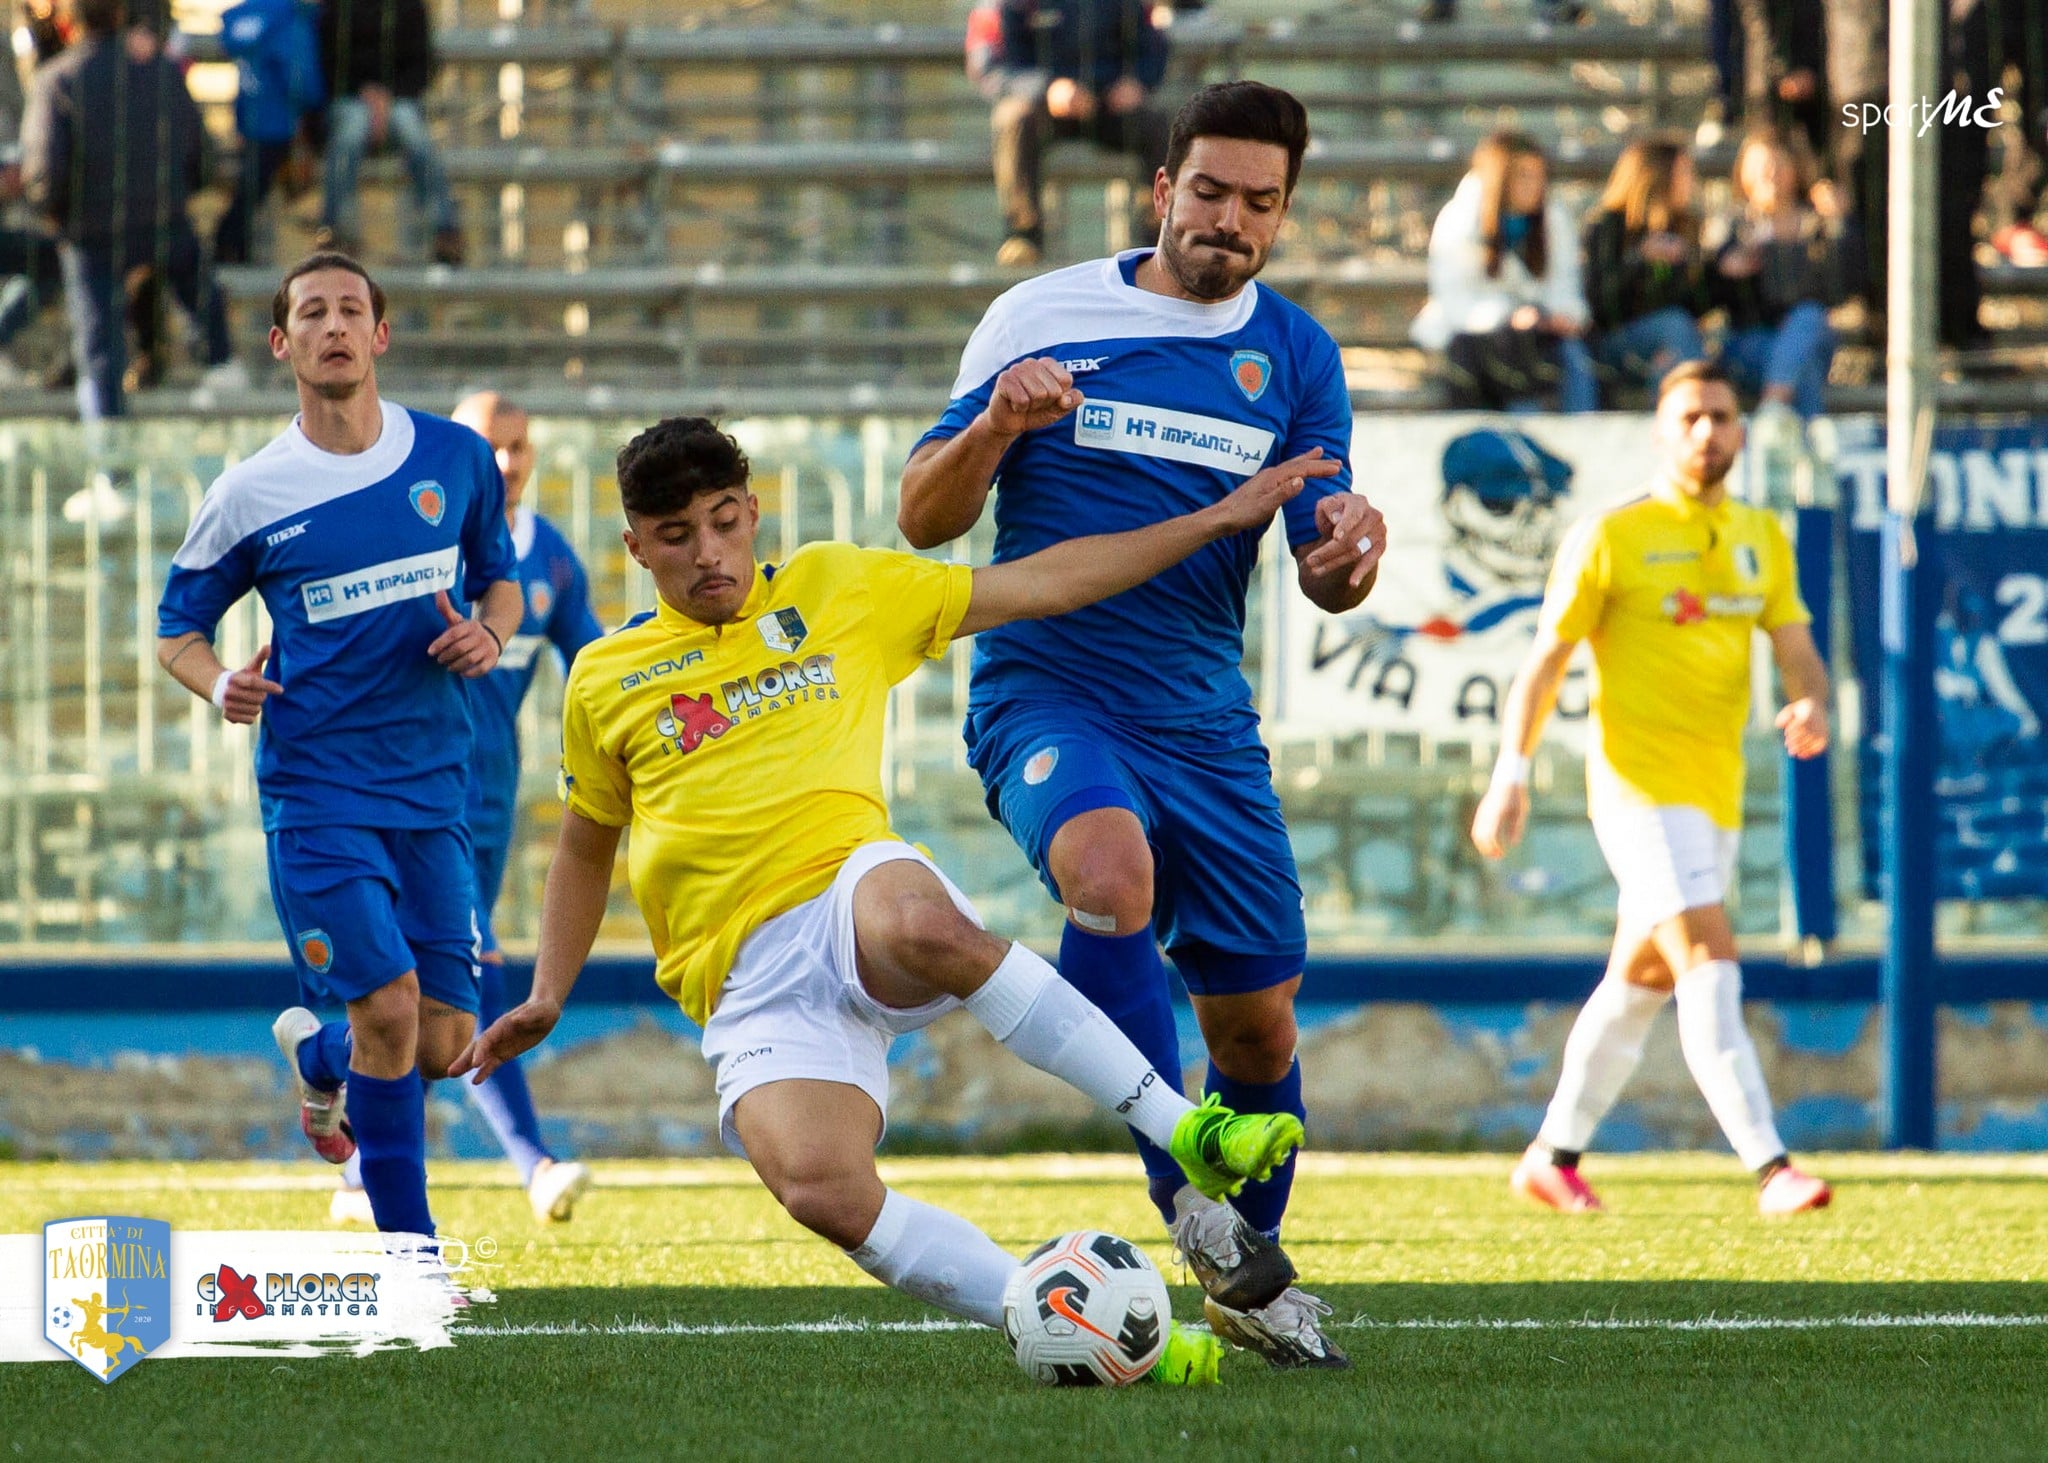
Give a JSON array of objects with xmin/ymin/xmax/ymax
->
[
  {"xmin": 464, "ymin": 961, "xmax": 552, "ymax": 1185},
  {"xmin": 1057, "ymin": 922, "xmax": 1185, "ymax": 1224},
  {"xmin": 296, "ymin": 1020, "xmax": 353, "ymax": 1092},
  {"xmin": 347, "ymin": 1067, "xmax": 435, "ymax": 1237},
  {"xmin": 1205, "ymin": 1059, "xmax": 1304, "ymax": 1242}
]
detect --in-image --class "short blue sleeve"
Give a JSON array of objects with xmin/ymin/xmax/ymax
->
[
  {"xmin": 460, "ymin": 436, "xmax": 516, "ymax": 598},
  {"xmin": 1277, "ymin": 328, "xmax": 1355, "ymax": 551},
  {"xmin": 157, "ymin": 529, "xmax": 257, "ymax": 639},
  {"xmin": 549, "ymin": 549, "xmax": 603, "ymax": 665}
]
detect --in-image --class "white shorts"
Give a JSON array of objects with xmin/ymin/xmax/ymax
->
[
  {"xmin": 698, "ymin": 840, "xmax": 983, "ymax": 1158},
  {"xmin": 1590, "ymin": 803, "xmax": 1741, "ymax": 933}
]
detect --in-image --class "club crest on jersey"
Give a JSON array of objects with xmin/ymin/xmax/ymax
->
[
  {"xmin": 528, "ymin": 581, "xmax": 553, "ymax": 617},
  {"xmin": 1229, "ymin": 350, "xmax": 1272, "ymax": 403},
  {"xmin": 656, "ymin": 692, "xmax": 735, "ymax": 754},
  {"xmin": 296, "ymin": 929, "xmax": 334, "ymax": 974},
  {"xmin": 1734, "ymin": 544, "xmax": 1759, "ymax": 581},
  {"xmin": 756, "ymin": 607, "xmax": 808, "ymax": 654},
  {"xmin": 408, "ymin": 481, "xmax": 446, "ymax": 526}
]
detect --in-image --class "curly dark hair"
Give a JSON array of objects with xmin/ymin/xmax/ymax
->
[
  {"xmin": 615, "ymin": 417, "xmax": 751, "ymax": 518},
  {"xmin": 1164, "ymin": 82, "xmax": 1311, "ymax": 198}
]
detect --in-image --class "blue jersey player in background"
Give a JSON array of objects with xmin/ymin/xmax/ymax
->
[
  {"xmin": 899, "ymin": 82, "xmax": 1386, "ymax": 1370},
  {"xmin": 332, "ymin": 390, "xmax": 604, "ymax": 1229},
  {"xmin": 156, "ymin": 254, "xmax": 522, "ymax": 1245}
]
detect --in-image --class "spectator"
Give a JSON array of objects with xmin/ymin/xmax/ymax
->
[
  {"xmin": 983, "ymin": 0, "xmax": 1171, "ymax": 267},
  {"xmin": 1699, "ymin": 0, "xmax": 1742, "ymax": 146},
  {"xmin": 1712, "ymin": 129, "xmax": 1843, "ymax": 421},
  {"xmin": 1985, "ymin": 0, "xmax": 2048, "ymax": 265},
  {"xmin": 214, "ymin": 0, "xmax": 324, "ymax": 266},
  {"xmin": 0, "ymin": 24, "xmax": 65, "ymax": 386},
  {"xmin": 19, "ymin": 0, "xmax": 242, "ymax": 421},
  {"xmin": 316, "ymin": 0, "xmax": 462, "ymax": 264},
  {"xmin": 1412, "ymin": 131, "xmax": 1597, "ymax": 413},
  {"xmin": 1583, "ymin": 137, "xmax": 1711, "ymax": 399},
  {"xmin": 1735, "ymin": 0, "xmax": 1828, "ymax": 160}
]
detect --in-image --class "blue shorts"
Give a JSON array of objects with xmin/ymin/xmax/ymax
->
[
  {"xmin": 266, "ymin": 825, "xmax": 482, "ymax": 1013},
  {"xmin": 472, "ymin": 837, "xmax": 509, "ymax": 958},
  {"xmin": 963, "ymin": 699, "xmax": 1305, "ymax": 995}
]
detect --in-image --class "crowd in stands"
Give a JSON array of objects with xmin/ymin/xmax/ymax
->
[
  {"xmin": 2, "ymin": 0, "xmax": 2047, "ymax": 419},
  {"xmin": 0, "ymin": 0, "xmax": 457, "ymax": 417}
]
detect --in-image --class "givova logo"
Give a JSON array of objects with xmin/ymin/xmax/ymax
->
[{"xmin": 44, "ymin": 1217, "xmax": 170, "ymax": 1384}]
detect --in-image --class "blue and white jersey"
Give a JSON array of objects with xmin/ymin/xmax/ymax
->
[
  {"xmin": 916, "ymin": 249, "xmax": 1353, "ymax": 725},
  {"xmin": 464, "ymin": 506, "xmax": 602, "ymax": 851},
  {"xmin": 158, "ymin": 400, "xmax": 518, "ymax": 832}
]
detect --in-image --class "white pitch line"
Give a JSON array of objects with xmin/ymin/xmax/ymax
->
[{"xmin": 457, "ymin": 1312, "xmax": 2048, "ymax": 1340}]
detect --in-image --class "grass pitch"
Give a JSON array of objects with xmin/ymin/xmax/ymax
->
[{"xmin": 5, "ymin": 1153, "xmax": 2047, "ymax": 1461}]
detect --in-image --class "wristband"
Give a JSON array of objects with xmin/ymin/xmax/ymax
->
[
  {"xmin": 482, "ymin": 623, "xmax": 504, "ymax": 653},
  {"xmin": 1490, "ymin": 750, "xmax": 1531, "ymax": 790},
  {"xmin": 210, "ymin": 669, "xmax": 233, "ymax": 710}
]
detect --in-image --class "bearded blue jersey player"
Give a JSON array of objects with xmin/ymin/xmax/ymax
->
[
  {"xmin": 899, "ymin": 81, "xmax": 1385, "ymax": 1369},
  {"xmin": 156, "ymin": 254, "xmax": 522, "ymax": 1243},
  {"xmin": 332, "ymin": 391, "xmax": 604, "ymax": 1229}
]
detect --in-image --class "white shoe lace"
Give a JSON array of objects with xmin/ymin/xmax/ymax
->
[
  {"xmin": 1170, "ymin": 1198, "xmax": 1244, "ymax": 1272},
  {"xmin": 1260, "ymin": 1288, "xmax": 1335, "ymax": 1354}
]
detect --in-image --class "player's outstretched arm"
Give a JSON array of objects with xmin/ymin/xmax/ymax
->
[
  {"xmin": 1471, "ymin": 626, "xmax": 1580, "ymax": 860},
  {"xmin": 898, "ymin": 356, "xmax": 1083, "ymax": 549},
  {"xmin": 952, "ymin": 448, "xmax": 1334, "ymax": 638},
  {"xmin": 1769, "ymin": 621, "xmax": 1831, "ymax": 760},
  {"xmin": 448, "ymin": 808, "xmax": 622, "ymax": 1083},
  {"xmin": 156, "ymin": 633, "xmax": 282, "ymax": 725}
]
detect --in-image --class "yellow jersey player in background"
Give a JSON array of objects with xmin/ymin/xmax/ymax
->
[
  {"xmin": 1471, "ymin": 360, "xmax": 1835, "ymax": 1217},
  {"xmin": 451, "ymin": 414, "xmax": 1341, "ymax": 1382}
]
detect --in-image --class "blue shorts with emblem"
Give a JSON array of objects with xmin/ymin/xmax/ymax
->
[
  {"xmin": 963, "ymin": 698, "xmax": 1305, "ymax": 995},
  {"xmin": 266, "ymin": 825, "xmax": 482, "ymax": 1012}
]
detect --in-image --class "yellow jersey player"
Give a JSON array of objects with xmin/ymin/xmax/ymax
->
[
  {"xmin": 1471, "ymin": 361, "xmax": 1834, "ymax": 1216},
  {"xmin": 451, "ymin": 415, "xmax": 1340, "ymax": 1381}
]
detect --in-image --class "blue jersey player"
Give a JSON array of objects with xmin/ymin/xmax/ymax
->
[
  {"xmin": 156, "ymin": 254, "xmax": 522, "ymax": 1244},
  {"xmin": 899, "ymin": 83, "xmax": 1385, "ymax": 1369},
  {"xmin": 332, "ymin": 391, "xmax": 604, "ymax": 1228}
]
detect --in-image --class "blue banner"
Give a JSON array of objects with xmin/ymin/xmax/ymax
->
[{"xmin": 1841, "ymin": 417, "xmax": 2048, "ymax": 899}]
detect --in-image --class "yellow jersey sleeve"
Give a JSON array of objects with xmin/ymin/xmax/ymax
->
[
  {"xmin": 847, "ymin": 545, "xmax": 976, "ymax": 682},
  {"xmin": 559, "ymin": 669, "xmax": 632, "ymax": 828},
  {"xmin": 1540, "ymin": 516, "xmax": 1610, "ymax": 642},
  {"xmin": 1758, "ymin": 513, "xmax": 1812, "ymax": 631}
]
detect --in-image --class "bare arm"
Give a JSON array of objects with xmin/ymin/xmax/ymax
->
[
  {"xmin": 953, "ymin": 449, "xmax": 1336, "ymax": 639},
  {"xmin": 897, "ymin": 357, "xmax": 1083, "ymax": 549},
  {"xmin": 1470, "ymin": 626, "xmax": 1581, "ymax": 859},
  {"xmin": 156, "ymin": 633, "xmax": 282, "ymax": 725},
  {"xmin": 448, "ymin": 808, "xmax": 623, "ymax": 1083},
  {"xmin": 1769, "ymin": 621, "xmax": 1831, "ymax": 759},
  {"xmin": 1292, "ymin": 491, "xmax": 1388, "ymax": 614}
]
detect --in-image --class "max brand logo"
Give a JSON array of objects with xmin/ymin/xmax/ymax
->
[
  {"xmin": 1059, "ymin": 356, "xmax": 1107, "ymax": 374},
  {"xmin": 265, "ymin": 520, "xmax": 309, "ymax": 548}
]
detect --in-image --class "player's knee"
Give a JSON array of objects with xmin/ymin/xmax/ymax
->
[
  {"xmin": 778, "ymin": 1173, "xmax": 882, "ymax": 1250},
  {"xmin": 1208, "ymin": 1010, "xmax": 1299, "ymax": 1083},
  {"xmin": 1054, "ymin": 848, "xmax": 1153, "ymax": 932},
  {"xmin": 865, "ymin": 888, "xmax": 988, "ymax": 974}
]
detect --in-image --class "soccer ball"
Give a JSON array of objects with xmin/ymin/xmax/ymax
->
[{"xmin": 1001, "ymin": 1230, "xmax": 1169, "ymax": 1386}]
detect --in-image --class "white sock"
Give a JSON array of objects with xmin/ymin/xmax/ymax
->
[
  {"xmin": 1536, "ymin": 976, "xmax": 1670, "ymax": 1153},
  {"xmin": 963, "ymin": 942, "xmax": 1196, "ymax": 1151},
  {"xmin": 845, "ymin": 1188, "xmax": 1017, "ymax": 1328},
  {"xmin": 1674, "ymin": 959, "xmax": 1787, "ymax": 1170}
]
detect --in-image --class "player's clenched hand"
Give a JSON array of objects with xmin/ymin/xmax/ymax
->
[
  {"xmin": 448, "ymin": 997, "xmax": 562, "ymax": 1085},
  {"xmin": 428, "ymin": 589, "xmax": 502, "ymax": 678},
  {"xmin": 219, "ymin": 644, "xmax": 283, "ymax": 725},
  {"xmin": 1776, "ymin": 697, "xmax": 1829, "ymax": 759},
  {"xmin": 1470, "ymin": 784, "xmax": 1529, "ymax": 860},
  {"xmin": 1302, "ymin": 490, "xmax": 1387, "ymax": 588},
  {"xmin": 983, "ymin": 357, "xmax": 1083, "ymax": 440},
  {"xmin": 1208, "ymin": 447, "xmax": 1340, "ymax": 535}
]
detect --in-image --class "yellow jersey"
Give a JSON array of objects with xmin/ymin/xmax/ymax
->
[
  {"xmin": 1540, "ymin": 486, "xmax": 1808, "ymax": 829},
  {"xmin": 558, "ymin": 541, "xmax": 974, "ymax": 1024}
]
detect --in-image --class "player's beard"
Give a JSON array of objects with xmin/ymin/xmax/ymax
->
[
  {"xmin": 1156, "ymin": 216, "xmax": 1265, "ymax": 301},
  {"xmin": 301, "ymin": 360, "xmax": 372, "ymax": 402}
]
